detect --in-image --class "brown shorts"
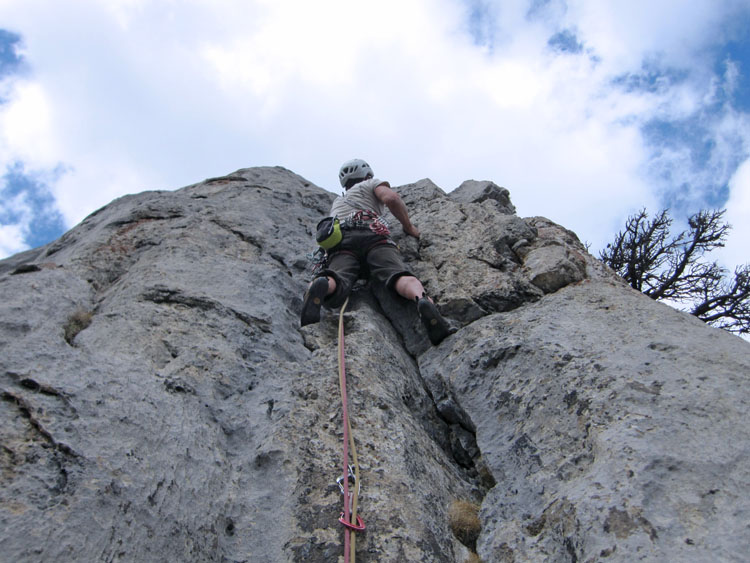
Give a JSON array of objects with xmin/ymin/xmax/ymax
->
[{"xmin": 317, "ymin": 228, "xmax": 413, "ymax": 308}]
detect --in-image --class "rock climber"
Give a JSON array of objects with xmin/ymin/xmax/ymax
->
[{"xmin": 300, "ymin": 158, "xmax": 454, "ymax": 345}]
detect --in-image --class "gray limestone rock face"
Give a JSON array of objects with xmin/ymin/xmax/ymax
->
[
  {"xmin": 450, "ymin": 180, "xmax": 516, "ymax": 215},
  {"xmin": 521, "ymin": 217, "xmax": 591, "ymax": 294},
  {"xmin": 1, "ymin": 166, "xmax": 748, "ymax": 562},
  {"xmin": 419, "ymin": 281, "xmax": 750, "ymax": 562}
]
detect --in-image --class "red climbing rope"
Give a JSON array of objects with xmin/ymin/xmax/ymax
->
[{"xmin": 337, "ymin": 298, "xmax": 364, "ymax": 563}]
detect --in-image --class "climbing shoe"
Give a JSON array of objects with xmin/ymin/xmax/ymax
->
[
  {"xmin": 417, "ymin": 296, "xmax": 456, "ymax": 345},
  {"xmin": 301, "ymin": 277, "xmax": 330, "ymax": 327}
]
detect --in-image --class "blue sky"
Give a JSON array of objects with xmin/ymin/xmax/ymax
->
[{"xmin": 1, "ymin": 0, "xmax": 748, "ymax": 270}]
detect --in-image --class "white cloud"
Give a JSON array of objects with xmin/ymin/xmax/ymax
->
[
  {"xmin": 0, "ymin": 80, "xmax": 58, "ymax": 164},
  {"xmin": 564, "ymin": 0, "xmax": 724, "ymax": 71},
  {"xmin": 0, "ymin": 186, "xmax": 32, "ymax": 257},
  {"xmin": 0, "ymin": 223, "xmax": 26, "ymax": 257},
  {"xmin": 0, "ymin": 0, "xmax": 748, "ymax": 261},
  {"xmin": 721, "ymin": 158, "xmax": 750, "ymax": 269}
]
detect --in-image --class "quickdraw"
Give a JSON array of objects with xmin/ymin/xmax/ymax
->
[
  {"xmin": 337, "ymin": 465, "xmax": 365, "ymax": 530},
  {"xmin": 306, "ymin": 247, "xmax": 327, "ymax": 276}
]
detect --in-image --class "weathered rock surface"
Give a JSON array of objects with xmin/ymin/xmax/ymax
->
[
  {"xmin": 420, "ymin": 281, "xmax": 750, "ymax": 562},
  {"xmin": 1, "ymin": 166, "xmax": 748, "ymax": 562}
]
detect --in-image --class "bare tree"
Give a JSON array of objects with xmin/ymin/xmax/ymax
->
[{"xmin": 600, "ymin": 208, "xmax": 750, "ymax": 334}]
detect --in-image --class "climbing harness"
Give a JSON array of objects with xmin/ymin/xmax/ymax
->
[
  {"xmin": 336, "ymin": 297, "xmax": 365, "ymax": 563},
  {"xmin": 310, "ymin": 212, "xmax": 389, "ymax": 271},
  {"xmin": 340, "ymin": 210, "xmax": 390, "ymax": 236}
]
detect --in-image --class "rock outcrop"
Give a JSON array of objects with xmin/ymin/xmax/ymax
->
[{"xmin": 1, "ymin": 167, "xmax": 748, "ymax": 562}]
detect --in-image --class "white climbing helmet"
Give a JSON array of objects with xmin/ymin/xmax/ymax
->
[{"xmin": 339, "ymin": 159, "xmax": 373, "ymax": 188}]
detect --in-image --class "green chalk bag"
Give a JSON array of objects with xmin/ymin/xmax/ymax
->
[{"xmin": 316, "ymin": 217, "xmax": 342, "ymax": 250}]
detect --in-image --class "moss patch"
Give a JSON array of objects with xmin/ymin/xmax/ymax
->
[
  {"xmin": 64, "ymin": 310, "xmax": 93, "ymax": 345},
  {"xmin": 449, "ymin": 499, "xmax": 481, "ymax": 551}
]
